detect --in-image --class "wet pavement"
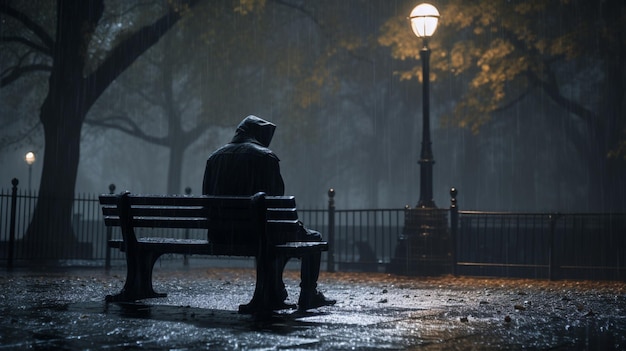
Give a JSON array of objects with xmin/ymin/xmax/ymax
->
[{"xmin": 1, "ymin": 260, "xmax": 625, "ymax": 350}]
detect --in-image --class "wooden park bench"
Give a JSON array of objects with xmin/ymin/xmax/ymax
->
[{"xmin": 99, "ymin": 191, "xmax": 328, "ymax": 315}]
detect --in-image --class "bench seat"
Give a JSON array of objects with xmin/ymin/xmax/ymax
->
[
  {"xmin": 99, "ymin": 191, "xmax": 327, "ymax": 316},
  {"xmin": 108, "ymin": 238, "xmax": 328, "ymax": 257}
]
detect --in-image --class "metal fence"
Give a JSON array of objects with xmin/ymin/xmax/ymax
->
[
  {"xmin": 300, "ymin": 208, "xmax": 405, "ymax": 272},
  {"xmin": 0, "ymin": 183, "xmax": 121, "ymax": 264},
  {"xmin": 2, "ymin": 180, "xmax": 625, "ymax": 281},
  {"xmin": 0, "ymin": 182, "xmax": 404, "ymax": 271},
  {"xmin": 453, "ymin": 211, "xmax": 626, "ymax": 280}
]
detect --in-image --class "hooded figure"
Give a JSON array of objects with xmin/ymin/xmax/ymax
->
[
  {"xmin": 202, "ymin": 115, "xmax": 284, "ymax": 196},
  {"xmin": 202, "ymin": 115, "xmax": 335, "ymax": 314}
]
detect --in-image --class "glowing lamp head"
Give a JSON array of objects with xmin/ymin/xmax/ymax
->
[
  {"xmin": 25, "ymin": 151, "xmax": 36, "ymax": 165},
  {"xmin": 409, "ymin": 3, "xmax": 440, "ymax": 38}
]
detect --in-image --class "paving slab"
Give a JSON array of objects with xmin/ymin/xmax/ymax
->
[{"xmin": 1, "ymin": 262, "xmax": 625, "ymax": 350}]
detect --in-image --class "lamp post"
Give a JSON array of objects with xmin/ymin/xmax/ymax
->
[
  {"xmin": 409, "ymin": 3, "xmax": 439, "ymax": 208},
  {"xmin": 388, "ymin": 3, "xmax": 449, "ymax": 276},
  {"xmin": 24, "ymin": 151, "xmax": 36, "ymax": 191}
]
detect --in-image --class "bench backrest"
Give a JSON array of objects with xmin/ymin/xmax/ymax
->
[{"xmin": 99, "ymin": 192, "xmax": 300, "ymax": 254}]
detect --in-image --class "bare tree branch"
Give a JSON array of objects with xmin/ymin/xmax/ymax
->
[
  {"xmin": 0, "ymin": 122, "xmax": 41, "ymax": 148},
  {"xmin": 0, "ymin": 63, "xmax": 51, "ymax": 86},
  {"xmin": 85, "ymin": 0, "xmax": 201, "ymax": 107},
  {"xmin": 0, "ymin": 35, "xmax": 51, "ymax": 54},
  {"xmin": 0, "ymin": 3, "xmax": 54, "ymax": 51},
  {"xmin": 492, "ymin": 87, "xmax": 534, "ymax": 114},
  {"xmin": 498, "ymin": 25, "xmax": 597, "ymax": 126},
  {"xmin": 526, "ymin": 70, "xmax": 596, "ymax": 126},
  {"xmin": 85, "ymin": 115, "xmax": 168, "ymax": 146},
  {"xmin": 272, "ymin": 0, "xmax": 320, "ymax": 26}
]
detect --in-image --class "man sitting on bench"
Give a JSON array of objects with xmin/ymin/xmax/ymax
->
[{"xmin": 203, "ymin": 115, "xmax": 336, "ymax": 313}]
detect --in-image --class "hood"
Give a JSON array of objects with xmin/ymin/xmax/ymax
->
[{"xmin": 231, "ymin": 115, "xmax": 276, "ymax": 147}]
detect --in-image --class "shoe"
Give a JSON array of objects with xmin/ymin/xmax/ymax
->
[
  {"xmin": 298, "ymin": 291, "xmax": 336, "ymax": 311},
  {"xmin": 238, "ymin": 301, "xmax": 257, "ymax": 314},
  {"xmin": 272, "ymin": 301, "xmax": 297, "ymax": 311}
]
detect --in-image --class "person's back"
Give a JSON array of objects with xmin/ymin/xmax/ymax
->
[
  {"xmin": 202, "ymin": 115, "xmax": 335, "ymax": 314},
  {"xmin": 203, "ymin": 115, "xmax": 284, "ymax": 197}
]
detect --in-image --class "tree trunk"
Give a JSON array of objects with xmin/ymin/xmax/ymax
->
[
  {"xmin": 602, "ymin": 0, "xmax": 626, "ymax": 210},
  {"xmin": 583, "ymin": 0, "xmax": 626, "ymax": 212},
  {"xmin": 167, "ymin": 142, "xmax": 185, "ymax": 194},
  {"xmin": 20, "ymin": 1, "xmax": 101, "ymax": 259},
  {"xmin": 22, "ymin": 97, "xmax": 86, "ymax": 259},
  {"xmin": 17, "ymin": 0, "xmax": 196, "ymax": 259}
]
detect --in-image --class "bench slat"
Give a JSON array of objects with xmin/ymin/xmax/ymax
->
[
  {"xmin": 98, "ymin": 195, "xmax": 118, "ymax": 205},
  {"xmin": 267, "ymin": 208, "xmax": 298, "ymax": 220},
  {"xmin": 108, "ymin": 238, "xmax": 327, "ymax": 257},
  {"xmin": 100, "ymin": 194, "xmax": 296, "ymax": 205},
  {"xmin": 100, "ymin": 194, "xmax": 269, "ymax": 207},
  {"xmin": 107, "ymin": 238, "xmax": 258, "ymax": 256},
  {"xmin": 275, "ymin": 241, "xmax": 329, "ymax": 255},
  {"xmin": 104, "ymin": 217, "xmax": 209, "ymax": 229},
  {"xmin": 102, "ymin": 206, "xmax": 206, "ymax": 218},
  {"xmin": 265, "ymin": 196, "xmax": 296, "ymax": 208},
  {"xmin": 127, "ymin": 195, "xmax": 258, "ymax": 208},
  {"xmin": 103, "ymin": 217, "xmax": 301, "ymax": 230},
  {"xmin": 102, "ymin": 204, "xmax": 296, "ymax": 221}
]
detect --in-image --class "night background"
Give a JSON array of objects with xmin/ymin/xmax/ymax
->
[
  {"xmin": 1, "ymin": 0, "xmax": 625, "ymax": 229},
  {"xmin": 1, "ymin": 2, "xmax": 626, "ymax": 349}
]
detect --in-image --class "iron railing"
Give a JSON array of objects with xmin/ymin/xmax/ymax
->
[
  {"xmin": 2, "ymin": 180, "xmax": 625, "ymax": 281},
  {"xmin": 0, "ymin": 181, "xmax": 404, "ymax": 270},
  {"xmin": 453, "ymin": 211, "xmax": 626, "ymax": 280}
]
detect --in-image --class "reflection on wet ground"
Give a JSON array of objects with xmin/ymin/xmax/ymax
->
[{"xmin": 1, "ymin": 263, "xmax": 625, "ymax": 350}]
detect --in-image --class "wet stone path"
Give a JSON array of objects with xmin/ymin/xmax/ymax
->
[{"xmin": 1, "ymin": 263, "xmax": 625, "ymax": 350}]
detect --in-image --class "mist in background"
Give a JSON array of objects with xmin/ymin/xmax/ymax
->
[{"xmin": 1, "ymin": 0, "xmax": 623, "ymax": 213}]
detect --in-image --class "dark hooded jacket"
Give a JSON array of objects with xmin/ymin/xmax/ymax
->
[{"xmin": 202, "ymin": 115, "xmax": 285, "ymax": 196}]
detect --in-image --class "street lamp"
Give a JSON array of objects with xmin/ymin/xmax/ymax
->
[
  {"xmin": 24, "ymin": 151, "xmax": 36, "ymax": 191},
  {"xmin": 388, "ymin": 4, "xmax": 447, "ymax": 275},
  {"xmin": 410, "ymin": 3, "xmax": 439, "ymax": 208}
]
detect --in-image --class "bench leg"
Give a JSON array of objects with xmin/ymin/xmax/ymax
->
[
  {"xmin": 255, "ymin": 255, "xmax": 276, "ymax": 319},
  {"xmin": 238, "ymin": 258, "xmax": 266, "ymax": 313},
  {"xmin": 106, "ymin": 249, "xmax": 167, "ymax": 302}
]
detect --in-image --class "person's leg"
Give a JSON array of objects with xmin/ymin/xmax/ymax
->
[
  {"xmin": 296, "ymin": 225, "xmax": 321, "ymax": 292},
  {"xmin": 296, "ymin": 225, "xmax": 336, "ymax": 310},
  {"xmin": 300, "ymin": 251, "xmax": 319, "ymax": 290}
]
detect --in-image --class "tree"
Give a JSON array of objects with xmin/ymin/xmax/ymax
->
[
  {"xmin": 379, "ymin": 0, "xmax": 626, "ymax": 211},
  {"xmin": 0, "ymin": 0, "xmax": 200, "ymax": 258},
  {"xmin": 84, "ymin": 0, "xmax": 292, "ymax": 195},
  {"xmin": 84, "ymin": 0, "xmax": 395, "ymax": 204},
  {"xmin": 85, "ymin": 29, "xmax": 209, "ymax": 195}
]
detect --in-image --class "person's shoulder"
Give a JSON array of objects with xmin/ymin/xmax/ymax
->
[
  {"xmin": 249, "ymin": 142, "xmax": 272, "ymax": 154},
  {"xmin": 212, "ymin": 142, "xmax": 278, "ymax": 159},
  {"xmin": 245, "ymin": 142, "xmax": 280, "ymax": 161},
  {"xmin": 208, "ymin": 144, "xmax": 232, "ymax": 158}
]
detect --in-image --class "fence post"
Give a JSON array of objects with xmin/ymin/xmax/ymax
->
[
  {"xmin": 327, "ymin": 188, "xmax": 335, "ymax": 272},
  {"xmin": 104, "ymin": 183, "xmax": 115, "ymax": 270},
  {"xmin": 548, "ymin": 213, "xmax": 561, "ymax": 280},
  {"xmin": 7, "ymin": 178, "xmax": 18, "ymax": 270},
  {"xmin": 449, "ymin": 187, "xmax": 458, "ymax": 276},
  {"xmin": 183, "ymin": 187, "xmax": 192, "ymax": 266}
]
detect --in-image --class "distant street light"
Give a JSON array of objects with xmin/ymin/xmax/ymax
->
[
  {"xmin": 409, "ymin": 3, "xmax": 439, "ymax": 208},
  {"xmin": 25, "ymin": 151, "xmax": 36, "ymax": 191}
]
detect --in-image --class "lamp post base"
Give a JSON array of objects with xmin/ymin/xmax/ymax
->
[{"xmin": 387, "ymin": 207, "xmax": 451, "ymax": 276}]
